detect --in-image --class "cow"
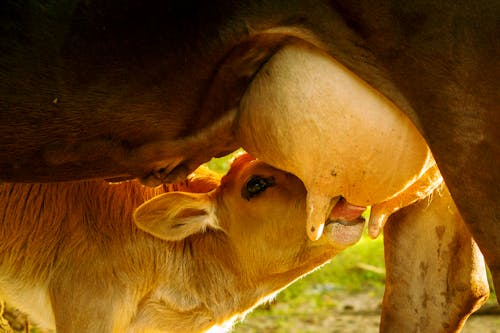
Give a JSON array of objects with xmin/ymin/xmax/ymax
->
[
  {"xmin": 0, "ymin": 154, "xmax": 367, "ymax": 333},
  {"xmin": 1, "ymin": 0, "xmax": 498, "ymax": 306}
]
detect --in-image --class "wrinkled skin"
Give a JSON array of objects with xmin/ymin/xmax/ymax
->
[{"xmin": 1, "ymin": 0, "xmax": 498, "ymax": 303}]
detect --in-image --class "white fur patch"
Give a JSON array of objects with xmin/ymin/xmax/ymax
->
[{"xmin": 0, "ymin": 277, "xmax": 55, "ymax": 329}]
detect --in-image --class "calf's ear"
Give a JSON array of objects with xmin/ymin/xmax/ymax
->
[{"xmin": 133, "ymin": 192, "xmax": 217, "ymax": 241}]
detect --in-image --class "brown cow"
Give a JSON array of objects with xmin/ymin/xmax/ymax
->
[
  {"xmin": 0, "ymin": 1, "xmax": 497, "ymax": 278},
  {"xmin": 0, "ymin": 154, "xmax": 366, "ymax": 333},
  {"xmin": 1, "ymin": 0, "xmax": 498, "ymax": 305}
]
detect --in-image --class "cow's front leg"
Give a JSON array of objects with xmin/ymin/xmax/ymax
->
[{"xmin": 381, "ymin": 185, "xmax": 489, "ymax": 332}]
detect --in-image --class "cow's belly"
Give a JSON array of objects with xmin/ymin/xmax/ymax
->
[{"xmin": 0, "ymin": 275, "xmax": 55, "ymax": 330}]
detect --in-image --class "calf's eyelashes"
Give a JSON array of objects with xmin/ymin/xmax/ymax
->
[{"xmin": 241, "ymin": 175, "xmax": 276, "ymax": 200}]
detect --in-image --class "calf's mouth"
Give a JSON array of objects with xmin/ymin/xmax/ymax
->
[{"xmin": 323, "ymin": 197, "xmax": 366, "ymax": 248}]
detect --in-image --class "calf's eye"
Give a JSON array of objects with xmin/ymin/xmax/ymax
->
[{"xmin": 242, "ymin": 175, "xmax": 275, "ymax": 201}]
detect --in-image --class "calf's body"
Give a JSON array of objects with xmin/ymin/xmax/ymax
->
[{"xmin": 0, "ymin": 156, "xmax": 363, "ymax": 332}]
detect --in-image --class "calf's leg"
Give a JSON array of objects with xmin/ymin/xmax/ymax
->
[{"xmin": 49, "ymin": 272, "xmax": 134, "ymax": 333}]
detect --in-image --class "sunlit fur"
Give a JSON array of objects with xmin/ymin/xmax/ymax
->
[{"xmin": 0, "ymin": 159, "xmax": 346, "ymax": 333}]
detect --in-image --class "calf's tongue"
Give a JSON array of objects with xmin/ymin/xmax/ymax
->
[
  {"xmin": 324, "ymin": 197, "xmax": 366, "ymax": 248},
  {"xmin": 329, "ymin": 197, "xmax": 366, "ymax": 221}
]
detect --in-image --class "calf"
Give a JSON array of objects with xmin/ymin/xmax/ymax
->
[{"xmin": 0, "ymin": 154, "xmax": 365, "ymax": 333}]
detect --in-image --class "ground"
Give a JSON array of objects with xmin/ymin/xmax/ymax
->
[
  {"xmin": 2, "ymin": 293, "xmax": 498, "ymax": 333},
  {"xmin": 233, "ymin": 292, "xmax": 500, "ymax": 333}
]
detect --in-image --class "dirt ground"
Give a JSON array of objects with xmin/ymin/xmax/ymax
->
[
  {"xmin": 234, "ymin": 312, "xmax": 500, "ymax": 333},
  {"xmin": 234, "ymin": 293, "xmax": 500, "ymax": 333}
]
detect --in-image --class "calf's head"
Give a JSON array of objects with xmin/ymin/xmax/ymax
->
[{"xmin": 134, "ymin": 153, "xmax": 365, "ymax": 290}]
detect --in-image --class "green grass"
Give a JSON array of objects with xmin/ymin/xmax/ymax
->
[
  {"xmin": 205, "ymin": 149, "xmax": 245, "ymax": 174},
  {"xmin": 254, "ymin": 234, "xmax": 385, "ymax": 312}
]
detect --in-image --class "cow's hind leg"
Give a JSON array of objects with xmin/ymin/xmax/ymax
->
[{"xmin": 380, "ymin": 185, "xmax": 489, "ymax": 332}]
